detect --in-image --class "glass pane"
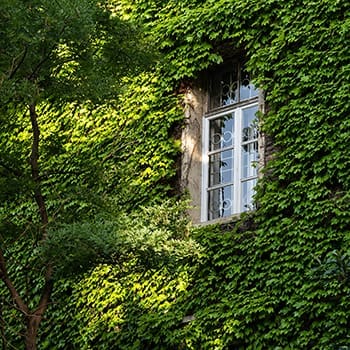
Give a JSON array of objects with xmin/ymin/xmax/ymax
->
[
  {"xmin": 241, "ymin": 179, "xmax": 257, "ymax": 212},
  {"xmin": 242, "ymin": 105, "xmax": 258, "ymax": 142},
  {"xmin": 209, "ymin": 150, "xmax": 233, "ymax": 186},
  {"xmin": 240, "ymin": 66, "xmax": 259, "ymax": 100},
  {"xmin": 210, "ymin": 66, "xmax": 238, "ymax": 109},
  {"xmin": 208, "ymin": 185, "xmax": 233, "ymax": 220},
  {"xmin": 241, "ymin": 142, "xmax": 258, "ymax": 179},
  {"xmin": 209, "ymin": 113, "xmax": 234, "ymax": 151}
]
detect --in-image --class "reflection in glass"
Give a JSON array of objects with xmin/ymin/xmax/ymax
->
[
  {"xmin": 241, "ymin": 105, "xmax": 258, "ymax": 181},
  {"xmin": 240, "ymin": 66, "xmax": 259, "ymax": 100},
  {"xmin": 242, "ymin": 106, "xmax": 258, "ymax": 142},
  {"xmin": 242, "ymin": 142, "xmax": 258, "ymax": 178},
  {"xmin": 209, "ymin": 150, "xmax": 233, "ymax": 186},
  {"xmin": 209, "ymin": 113, "xmax": 234, "ymax": 151},
  {"xmin": 209, "ymin": 63, "xmax": 258, "ymax": 109},
  {"xmin": 208, "ymin": 185, "xmax": 233, "ymax": 220},
  {"xmin": 221, "ymin": 79, "xmax": 237, "ymax": 106},
  {"xmin": 210, "ymin": 67, "xmax": 238, "ymax": 109},
  {"xmin": 241, "ymin": 179, "xmax": 257, "ymax": 212}
]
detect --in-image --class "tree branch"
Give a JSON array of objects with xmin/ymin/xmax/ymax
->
[
  {"xmin": 0, "ymin": 249, "xmax": 29, "ymax": 316},
  {"xmin": 29, "ymin": 104, "xmax": 49, "ymax": 236},
  {"xmin": 25, "ymin": 103, "xmax": 54, "ymax": 349},
  {"xmin": 28, "ymin": 25, "xmax": 67, "ymax": 83},
  {"xmin": 33, "ymin": 266, "xmax": 53, "ymax": 318},
  {"xmin": 8, "ymin": 46, "xmax": 28, "ymax": 80}
]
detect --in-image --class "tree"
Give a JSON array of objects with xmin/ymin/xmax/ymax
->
[{"xmin": 0, "ymin": 0, "xmax": 151, "ymax": 348}]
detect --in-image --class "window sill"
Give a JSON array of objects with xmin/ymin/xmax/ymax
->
[{"xmin": 196, "ymin": 214, "xmax": 242, "ymax": 227}]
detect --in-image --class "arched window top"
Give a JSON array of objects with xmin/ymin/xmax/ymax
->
[{"xmin": 209, "ymin": 62, "xmax": 258, "ymax": 111}]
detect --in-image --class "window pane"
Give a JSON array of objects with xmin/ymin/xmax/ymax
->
[
  {"xmin": 241, "ymin": 142, "xmax": 258, "ymax": 178},
  {"xmin": 242, "ymin": 105, "xmax": 258, "ymax": 142},
  {"xmin": 208, "ymin": 185, "xmax": 233, "ymax": 220},
  {"xmin": 209, "ymin": 113, "xmax": 234, "ymax": 151},
  {"xmin": 209, "ymin": 150, "xmax": 233, "ymax": 186},
  {"xmin": 241, "ymin": 179, "xmax": 257, "ymax": 212},
  {"xmin": 210, "ymin": 66, "xmax": 238, "ymax": 109},
  {"xmin": 240, "ymin": 66, "xmax": 259, "ymax": 100}
]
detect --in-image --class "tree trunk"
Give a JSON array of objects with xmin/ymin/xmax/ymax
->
[
  {"xmin": 0, "ymin": 297, "xmax": 8, "ymax": 350},
  {"xmin": 25, "ymin": 316, "xmax": 40, "ymax": 350},
  {"xmin": 0, "ymin": 85, "xmax": 54, "ymax": 350},
  {"xmin": 22, "ymin": 103, "xmax": 53, "ymax": 349}
]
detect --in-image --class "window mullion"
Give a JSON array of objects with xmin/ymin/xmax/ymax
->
[
  {"xmin": 201, "ymin": 116, "xmax": 209, "ymax": 222},
  {"xmin": 233, "ymin": 107, "xmax": 241, "ymax": 215}
]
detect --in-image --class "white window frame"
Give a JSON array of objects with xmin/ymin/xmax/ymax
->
[{"xmin": 201, "ymin": 99, "xmax": 259, "ymax": 222}]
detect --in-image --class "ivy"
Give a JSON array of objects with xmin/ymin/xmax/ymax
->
[
  {"xmin": 2, "ymin": 0, "xmax": 350, "ymax": 348},
  {"xmin": 74, "ymin": 0, "xmax": 350, "ymax": 348}
]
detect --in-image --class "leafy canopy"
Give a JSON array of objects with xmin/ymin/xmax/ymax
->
[{"xmin": 0, "ymin": 0, "xmax": 152, "ymax": 107}]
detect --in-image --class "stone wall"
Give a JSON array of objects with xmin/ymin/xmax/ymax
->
[{"xmin": 180, "ymin": 83, "xmax": 207, "ymax": 223}]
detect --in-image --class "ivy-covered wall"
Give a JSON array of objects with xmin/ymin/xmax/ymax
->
[
  {"xmin": 46, "ymin": 0, "xmax": 350, "ymax": 348},
  {"xmin": 3, "ymin": 0, "xmax": 350, "ymax": 348}
]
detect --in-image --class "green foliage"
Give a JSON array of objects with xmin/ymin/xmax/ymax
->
[
  {"xmin": 0, "ymin": 0, "xmax": 164, "ymax": 234},
  {"xmin": 100, "ymin": 73, "xmax": 183, "ymax": 210},
  {"xmin": 35, "ymin": 0, "xmax": 350, "ymax": 348},
  {"xmin": 42, "ymin": 262, "xmax": 193, "ymax": 350},
  {"xmin": 0, "ymin": 201, "xmax": 201, "ymax": 348},
  {"xmin": 2, "ymin": 0, "xmax": 350, "ymax": 348},
  {"xmin": 37, "ymin": 220, "xmax": 350, "ymax": 349},
  {"xmin": 0, "ymin": 237, "xmax": 47, "ymax": 348},
  {"xmin": 0, "ymin": 73, "xmax": 183, "ymax": 229},
  {"xmin": 0, "ymin": 0, "xmax": 177, "ymax": 348},
  {"xmin": 41, "ymin": 200, "xmax": 201, "ymax": 277},
  {"xmin": 0, "ymin": 0, "xmax": 152, "ymax": 106}
]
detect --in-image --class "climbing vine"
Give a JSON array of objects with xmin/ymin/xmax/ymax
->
[
  {"xmin": 1, "ymin": 0, "xmax": 350, "ymax": 348},
  {"xmin": 72, "ymin": 1, "xmax": 350, "ymax": 348}
]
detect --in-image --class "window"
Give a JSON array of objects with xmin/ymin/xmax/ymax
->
[{"xmin": 201, "ymin": 63, "xmax": 259, "ymax": 222}]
